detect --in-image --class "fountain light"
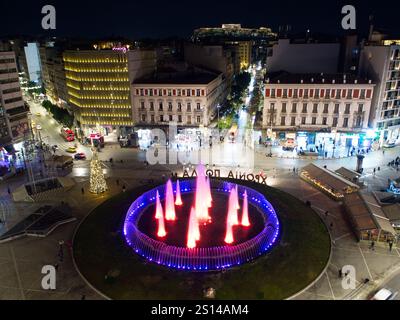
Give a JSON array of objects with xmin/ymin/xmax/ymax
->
[
  {"xmin": 187, "ymin": 207, "xmax": 200, "ymax": 248},
  {"xmin": 195, "ymin": 164, "xmax": 211, "ymax": 222},
  {"xmin": 155, "ymin": 190, "xmax": 163, "ymax": 219},
  {"xmin": 227, "ymin": 187, "xmax": 239, "ymax": 225},
  {"xmin": 165, "ymin": 179, "xmax": 176, "ymax": 220},
  {"xmin": 175, "ymin": 179, "xmax": 183, "ymax": 206},
  {"xmin": 241, "ymin": 190, "xmax": 250, "ymax": 227},
  {"xmin": 224, "ymin": 220, "xmax": 234, "ymax": 244},
  {"xmin": 157, "ymin": 209, "xmax": 167, "ymax": 237}
]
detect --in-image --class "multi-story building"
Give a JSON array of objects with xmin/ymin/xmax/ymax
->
[
  {"xmin": 359, "ymin": 43, "xmax": 400, "ymax": 145},
  {"xmin": 131, "ymin": 68, "xmax": 226, "ymax": 129},
  {"xmin": 24, "ymin": 42, "xmax": 42, "ymax": 84},
  {"xmin": 0, "ymin": 51, "xmax": 30, "ymax": 146},
  {"xmin": 39, "ymin": 45, "xmax": 69, "ymax": 108},
  {"xmin": 262, "ymin": 72, "xmax": 375, "ymax": 150},
  {"xmin": 226, "ymin": 41, "xmax": 252, "ymax": 70},
  {"xmin": 63, "ymin": 47, "xmax": 156, "ymax": 136}
]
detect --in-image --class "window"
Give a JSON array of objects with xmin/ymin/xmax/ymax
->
[
  {"xmin": 303, "ymin": 89, "xmax": 309, "ymax": 98},
  {"xmin": 291, "ymin": 117, "xmax": 296, "ymax": 126},
  {"xmin": 332, "ymin": 117, "xmax": 338, "ymax": 127},
  {"xmin": 187, "ymin": 103, "xmax": 191, "ymax": 111},
  {"xmin": 149, "ymin": 89, "xmax": 153, "ymax": 96},
  {"xmin": 313, "ymin": 103, "xmax": 318, "ymax": 113},
  {"xmin": 150, "ymin": 102, "xmax": 154, "ymax": 111},
  {"xmin": 343, "ymin": 118, "xmax": 348, "ymax": 127},
  {"xmin": 312, "ymin": 117, "xmax": 316, "ymax": 125},
  {"xmin": 291, "ymin": 103, "xmax": 297, "ymax": 113},
  {"xmin": 356, "ymin": 116, "xmax": 362, "ymax": 127},
  {"xmin": 325, "ymin": 89, "xmax": 330, "ymax": 98},
  {"xmin": 335, "ymin": 90, "xmax": 341, "ymax": 99},
  {"xmin": 2, "ymin": 87, "xmax": 20, "ymax": 94},
  {"xmin": 187, "ymin": 89, "xmax": 191, "ymax": 96},
  {"xmin": 177, "ymin": 102, "xmax": 182, "ymax": 111},
  {"xmin": 347, "ymin": 89, "xmax": 353, "ymax": 99},
  {"xmin": 270, "ymin": 102, "xmax": 275, "ymax": 110},
  {"xmin": 360, "ymin": 89, "xmax": 366, "ymax": 99},
  {"xmin": 160, "ymin": 115, "xmax": 164, "ymax": 122},
  {"xmin": 283, "ymin": 89, "xmax": 287, "ymax": 98},
  {"xmin": 196, "ymin": 89, "xmax": 201, "ymax": 96},
  {"xmin": 169, "ymin": 115, "xmax": 173, "ymax": 121},
  {"xmin": 302, "ymin": 103, "xmax": 307, "ymax": 113},
  {"xmin": 141, "ymin": 114, "xmax": 146, "ymax": 122},
  {"xmin": 301, "ymin": 117, "xmax": 306, "ymax": 125},
  {"xmin": 177, "ymin": 89, "xmax": 181, "ymax": 96},
  {"xmin": 323, "ymin": 104, "xmax": 328, "ymax": 113},
  {"xmin": 4, "ymin": 96, "xmax": 22, "ymax": 104},
  {"xmin": 196, "ymin": 103, "xmax": 201, "ymax": 110},
  {"xmin": 334, "ymin": 104, "xmax": 339, "ymax": 114},
  {"xmin": 344, "ymin": 104, "xmax": 350, "ymax": 114},
  {"xmin": 151, "ymin": 115, "xmax": 155, "ymax": 123},
  {"xmin": 158, "ymin": 89, "xmax": 162, "ymax": 96},
  {"xmin": 140, "ymin": 89, "xmax": 144, "ymax": 96},
  {"xmin": 178, "ymin": 115, "xmax": 182, "ymax": 122},
  {"xmin": 322, "ymin": 117, "xmax": 327, "ymax": 125},
  {"xmin": 293, "ymin": 89, "xmax": 298, "ymax": 98},
  {"xmin": 140, "ymin": 101, "xmax": 145, "ymax": 110},
  {"xmin": 196, "ymin": 116, "xmax": 201, "ymax": 123},
  {"xmin": 314, "ymin": 89, "xmax": 319, "ymax": 98},
  {"xmin": 282, "ymin": 103, "xmax": 286, "ymax": 113},
  {"xmin": 168, "ymin": 102, "xmax": 173, "ymax": 111},
  {"xmin": 358, "ymin": 104, "xmax": 363, "ymax": 113},
  {"xmin": 271, "ymin": 89, "xmax": 276, "ymax": 98},
  {"xmin": 168, "ymin": 89, "xmax": 172, "ymax": 96},
  {"xmin": 187, "ymin": 116, "xmax": 191, "ymax": 124},
  {"xmin": 281, "ymin": 116, "xmax": 285, "ymax": 125}
]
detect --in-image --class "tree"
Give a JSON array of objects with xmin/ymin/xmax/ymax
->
[{"xmin": 89, "ymin": 148, "xmax": 108, "ymax": 194}]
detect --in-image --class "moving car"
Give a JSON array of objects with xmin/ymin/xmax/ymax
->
[
  {"xmin": 383, "ymin": 142, "xmax": 396, "ymax": 148},
  {"xmin": 35, "ymin": 112, "xmax": 41, "ymax": 116},
  {"xmin": 36, "ymin": 124, "xmax": 42, "ymax": 130},
  {"xmin": 282, "ymin": 138, "xmax": 297, "ymax": 151},
  {"xmin": 371, "ymin": 288, "xmax": 397, "ymax": 300},
  {"xmin": 66, "ymin": 146, "xmax": 77, "ymax": 153},
  {"xmin": 74, "ymin": 152, "xmax": 86, "ymax": 160}
]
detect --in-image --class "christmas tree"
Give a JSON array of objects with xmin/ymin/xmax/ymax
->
[{"xmin": 89, "ymin": 148, "xmax": 108, "ymax": 194}]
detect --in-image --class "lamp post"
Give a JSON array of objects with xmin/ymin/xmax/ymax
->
[{"xmin": 217, "ymin": 104, "xmax": 221, "ymax": 138}]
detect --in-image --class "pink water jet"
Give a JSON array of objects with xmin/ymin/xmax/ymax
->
[
  {"xmin": 175, "ymin": 179, "xmax": 183, "ymax": 206},
  {"xmin": 187, "ymin": 207, "xmax": 200, "ymax": 248},
  {"xmin": 234, "ymin": 185, "xmax": 240, "ymax": 210},
  {"xmin": 194, "ymin": 164, "xmax": 212, "ymax": 222},
  {"xmin": 241, "ymin": 190, "xmax": 250, "ymax": 227},
  {"xmin": 155, "ymin": 190, "xmax": 163, "ymax": 219},
  {"xmin": 224, "ymin": 220, "xmax": 234, "ymax": 244},
  {"xmin": 227, "ymin": 187, "xmax": 239, "ymax": 225},
  {"xmin": 157, "ymin": 210, "xmax": 167, "ymax": 237},
  {"xmin": 165, "ymin": 179, "xmax": 176, "ymax": 221}
]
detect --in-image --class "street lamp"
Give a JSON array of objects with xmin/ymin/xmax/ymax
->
[{"xmin": 217, "ymin": 104, "xmax": 221, "ymax": 139}]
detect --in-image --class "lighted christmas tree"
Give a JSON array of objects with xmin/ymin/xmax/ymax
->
[{"xmin": 89, "ymin": 148, "xmax": 108, "ymax": 194}]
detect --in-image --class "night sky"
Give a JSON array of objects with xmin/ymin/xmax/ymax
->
[{"xmin": 1, "ymin": 0, "xmax": 400, "ymax": 39}]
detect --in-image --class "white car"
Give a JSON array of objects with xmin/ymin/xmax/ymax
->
[
  {"xmin": 371, "ymin": 288, "xmax": 397, "ymax": 300},
  {"xmin": 36, "ymin": 124, "xmax": 42, "ymax": 130}
]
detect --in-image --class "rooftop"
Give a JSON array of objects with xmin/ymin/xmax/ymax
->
[
  {"xmin": 133, "ymin": 69, "xmax": 220, "ymax": 85},
  {"xmin": 265, "ymin": 71, "xmax": 373, "ymax": 85}
]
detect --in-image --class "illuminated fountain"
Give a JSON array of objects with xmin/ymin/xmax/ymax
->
[
  {"xmin": 123, "ymin": 165, "xmax": 280, "ymax": 271},
  {"xmin": 155, "ymin": 191, "xmax": 166, "ymax": 237},
  {"xmin": 241, "ymin": 190, "xmax": 250, "ymax": 227},
  {"xmin": 175, "ymin": 179, "xmax": 183, "ymax": 206},
  {"xmin": 165, "ymin": 179, "xmax": 176, "ymax": 221}
]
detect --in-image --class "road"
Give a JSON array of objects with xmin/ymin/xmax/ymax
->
[{"xmin": 373, "ymin": 270, "xmax": 400, "ymax": 300}]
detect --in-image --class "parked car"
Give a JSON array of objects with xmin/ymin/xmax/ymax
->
[
  {"xmin": 66, "ymin": 146, "xmax": 77, "ymax": 153},
  {"xmin": 371, "ymin": 288, "xmax": 398, "ymax": 300},
  {"xmin": 74, "ymin": 152, "xmax": 86, "ymax": 160}
]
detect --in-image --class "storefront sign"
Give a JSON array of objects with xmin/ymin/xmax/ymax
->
[
  {"xmin": 181, "ymin": 169, "xmax": 268, "ymax": 185},
  {"xmin": 112, "ymin": 46, "xmax": 129, "ymax": 53}
]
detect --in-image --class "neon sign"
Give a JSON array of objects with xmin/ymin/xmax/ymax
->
[{"xmin": 112, "ymin": 46, "xmax": 129, "ymax": 54}]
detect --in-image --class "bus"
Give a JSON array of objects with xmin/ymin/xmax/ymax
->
[{"xmin": 60, "ymin": 127, "xmax": 75, "ymax": 142}]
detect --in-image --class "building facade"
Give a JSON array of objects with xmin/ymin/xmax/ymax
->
[
  {"xmin": 262, "ymin": 72, "xmax": 375, "ymax": 150},
  {"xmin": 24, "ymin": 42, "xmax": 42, "ymax": 84},
  {"xmin": 0, "ymin": 51, "xmax": 30, "ymax": 146},
  {"xmin": 131, "ymin": 70, "xmax": 226, "ymax": 128},
  {"xmin": 359, "ymin": 44, "xmax": 400, "ymax": 145}
]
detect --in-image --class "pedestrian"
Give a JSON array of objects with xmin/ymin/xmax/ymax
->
[
  {"xmin": 7, "ymin": 186, "xmax": 11, "ymax": 195},
  {"xmin": 370, "ymin": 240, "xmax": 375, "ymax": 251},
  {"xmin": 324, "ymin": 211, "xmax": 329, "ymax": 218},
  {"xmin": 338, "ymin": 268, "xmax": 343, "ymax": 278},
  {"xmin": 329, "ymin": 222, "xmax": 333, "ymax": 229},
  {"xmin": 373, "ymin": 168, "xmax": 376, "ymax": 175},
  {"xmin": 122, "ymin": 185, "xmax": 126, "ymax": 193},
  {"xmin": 81, "ymin": 187, "xmax": 85, "ymax": 195},
  {"xmin": 389, "ymin": 240, "xmax": 393, "ymax": 252},
  {"xmin": 54, "ymin": 263, "xmax": 59, "ymax": 271}
]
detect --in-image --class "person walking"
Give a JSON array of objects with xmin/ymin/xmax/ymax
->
[
  {"xmin": 7, "ymin": 186, "xmax": 11, "ymax": 195},
  {"xmin": 338, "ymin": 268, "xmax": 343, "ymax": 278},
  {"xmin": 122, "ymin": 185, "xmax": 126, "ymax": 193},
  {"xmin": 389, "ymin": 240, "xmax": 393, "ymax": 252},
  {"xmin": 81, "ymin": 187, "xmax": 85, "ymax": 195},
  {"xmin": 116, "ymin": 179, "xmax": 120, "ymax": 186},
  {"xmin": 370, "ymin": 240, "xmax": 375, "ymax": 251}
]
